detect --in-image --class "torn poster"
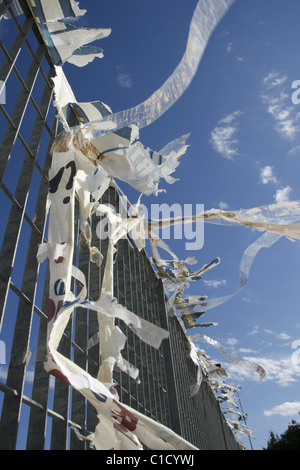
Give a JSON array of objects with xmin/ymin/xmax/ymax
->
[
  {"xmin": 69, "ymin": 100, "xmax": 190, "ymax": 195},
  {"xmin": 52, "ymin": 67, "xmax": 189, "ymax": 196},
  {"xmin": 36, "ymin": 115, "xmax": 201, "ymax": 450},
  {"xmin": 26, "ymin": 0, "xmax": 111, "ymax": 66}
]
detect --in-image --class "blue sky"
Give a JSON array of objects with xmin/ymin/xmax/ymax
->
[{"xmin": 2, "ymin": 0, "xmax": 300, "ymax": 450}]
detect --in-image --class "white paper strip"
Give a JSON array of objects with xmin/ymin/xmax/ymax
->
[{"xmin": 81, "ymin": 0, "xmax": 235, "ymax": 135}]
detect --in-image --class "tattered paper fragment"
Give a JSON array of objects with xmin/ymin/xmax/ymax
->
[
  {"xmin": 194, "ymin": 334, "xmax": 266, "ymax": 380},
  {"xmin": 79, "ymin": 0, "xmax": 236, "ymax": 135},
  {"xmin": 147, "ymin": 202, "xmax": 300, "ymax": 312},
  {"xmin": 36, "ymin": 127, "xmax": 197, "ymax": 448},
  {"xmin": 69, "ymin": 99, "xmax": 189, "ymax": 195},
  {"xmin": 27, "ymin": 0, "xmax": 111, "ymax": 67}
]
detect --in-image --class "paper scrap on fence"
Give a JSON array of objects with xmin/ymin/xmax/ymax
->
[
  {"xmin": 146, "ymin": 202, "xmax": 300, "ymax": 313},
  {"xmin": 28, "ymin": 0, "xmax": 111, "ymax": 67},
  {"xmin": 194, "ymin": 334, "xmax": 266, "ymax": 380},
  {"xmin": 36, "ymin": 136, "xmax": 201, "ymax": 450}
]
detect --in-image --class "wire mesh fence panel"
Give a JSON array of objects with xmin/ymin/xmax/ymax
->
[
  {"xmin": 0, "ymin": 0, "xmax": 239, "ymax": 451},
  {"xmin": 0, "ymin": 0, "xmax": 57, "ymax": 450}
]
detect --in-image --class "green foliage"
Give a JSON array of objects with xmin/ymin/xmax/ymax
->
[{"xmin": 263, "ymin": 421, "xmax": 300, "ymax": 450}]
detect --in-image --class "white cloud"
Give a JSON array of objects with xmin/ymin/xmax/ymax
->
[
  {"xmin": 262, "ymin": 71, "xmax": 300, "ymax": 140},
  {"xmin": 264, "ymin": 401, "xmax": 300, "ymax": 417},
  {"xmin": 226, "ymin": 42, "xmax": 233, "ymax": 53},
  {"xmin": 263, "ymin": 70, "xmax": 287, "ymax": 89},
  {"xmin": 260, "ymin": 165, "xmax": 278, "ymax": 185},
  {"xmin": 116, "ymin": 71, "xmax": 134, "ymax": 89},
  {"xmin": 274, "ymin": 185, "xmax": 292, "ymax": 204},
  {"xmin": 203, "ymin": 279, "xmax": 227, "ymax": 288},
  {"xmin": 264, "ymin": 329, "xmax": 291, "ymax": 341},
  {"xmin": 226, "ymin": 337, "xmax": 239, "ymax": 346},
  {"xmin": 287, "ymin": 145, "xmax": 300, "ymax": 156},
  {"xmin": 224, "ymin": 353, "xmax": 300, "ymax": 387},
  {"xmin": 239, "ymin": 347, "xmax": 258, "ymax": 354},
  {"xmin": 278, "ymin": 332, "xmax": 292, "ymax": 341},
  {"xmin": 210, "ymin": 111, "xmax": 242, "ymax": 159},
  {"xmin": 258, "ymin": 164, "xmax": 293, "ymax": 206},
  {"xmin": 247, "ymin": 325, "xmax": 259, "ymax": 336},
  {"xmin": 219, "ymin": 201, "xmax": 229, "ymax": 210}
]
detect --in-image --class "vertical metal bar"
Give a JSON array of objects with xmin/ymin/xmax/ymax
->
[
  {"xmin": 0, "ymin": 17, "xmax": 34, "ymax": 85},
  {"xmin": 25, "ymin": 112, "xmax": 58, "ymax": 449},
  {"xmin": 25, "ymin": 270, "xmax": 50, "ymax": 450},
  {"xmin": 49, "ymin": 321, "xmax": 72, "ymax": 450},
  {"xmin": 0, "ymin": 46, "xmax": 53, "ymax": 324},
  {"xmin": 0, "ymin": 59, "xmax": 54, "ymax": 328},
  {"xmin": 86, "ymin": 210, "xmax": 102, "ymax": 435},
  {"xmin": 70, "ymin": 205, "xmax": 89, "ymax": 450},
  {"xmin": 0, "ymin": 42, "xmax": 46, "ymax": 185},
  {"xmin": 49, "ymin": 198, "xmax": 81, "ymax": 450},
  {"xmin": 0, "ymin": 57, "xmax": 55, "ymax": 450},
  {"xmin": 0, "ymin": 0, "xmax": 14, "ymax": 17}
]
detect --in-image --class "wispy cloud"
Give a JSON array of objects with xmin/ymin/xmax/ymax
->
[
  {"xmin": 226, "ymin": 337, "xmax": 239, "ymax": 346},
  {"xmin": 274, "ymin": 185, "xmax": 292, "ymax": 204},
  {"xmin": 262, "ymin": 70, "xmax": 300, "ymax": 140},
  {"xmin": 258, "ymin": 163, "xmax": 293, "ymax": 206},
  {"xmin": 287, "ymin": 145, "xmax": 300, "ymax": 156},
  {"xmin": 116, "ymin": 70, "xmax": 134, "ymax": 89},
  {"xmin": 258, "ymin": 163, "xmax": 293, "ymax": 205},
  {"xmin": 239, "ymin": 347, "xmax": 258, "ymax": 354},
  {"xmin": 226, "ymin": 41, "xmax": 233, "ymax": 53},
  {"xmin": 203, "ymin": 279, "xmax": 227, "ymax": 289},
  {"xmin": 218, "ymin": 201, "xmax": 229, "ymax": 210},
  {"xmin": 225, "ymin": 353, "xmax": 300, "ymax": 387},
  {"xmin": 263, "ymin": 70, "xmax": 288, "ymax": 89},
  {"xmin": 264, "ymin": 329, "xmax": 291, "ymax": 341},
  {"xmin": 210, "ymin": 111, "xmax": 242, "ymax": 159},
  {"xmin": 260, "ymin": 165, "xmax": 278, "ymax": 185},
  {"xmin": 247, "ymin": 325, "xmax": 259, "ymax": 336},
  {"xmin": 264, "ymin": 400, "xmax": 300, "ymax": 417}
]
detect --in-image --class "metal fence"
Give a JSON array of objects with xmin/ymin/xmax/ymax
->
[
  {"xmin": 0, "ymin": 0, "xmax": 239, "ymax": 450},
  {"xmin": 166, "ymin": 313, "xmax": 239, "ymax": 449}
]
